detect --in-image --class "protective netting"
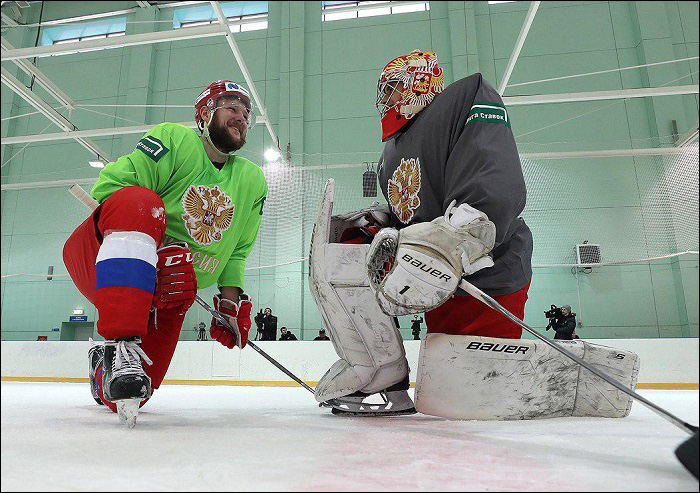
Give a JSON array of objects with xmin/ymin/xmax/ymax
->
[
  {"xmin": 1, "ymin": 144, "xmax": 697, "ymax": 341},
  {"xmin": 251, "ymin": 144, "xmax": 699, "ymax": 271},
  {"xmin": 1, "ymin": 144, "xmax": 698, "ymax": 282}
]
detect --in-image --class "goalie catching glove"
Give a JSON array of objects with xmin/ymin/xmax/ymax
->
[
  {"xmin": 367, "ymin": 200, "xmax": 496, "ymax": 315},
  {"xmin": 210, "ymin": 294, "xmax": 253, "ymax": 349}
]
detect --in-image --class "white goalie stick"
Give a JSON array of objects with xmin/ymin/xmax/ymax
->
[{"xmin": 68, "ymin": 184, "xmax": 317, "ymax": 397}]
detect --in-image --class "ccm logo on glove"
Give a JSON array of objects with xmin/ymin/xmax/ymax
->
[
  {"xmin": 154, "ymin": 243, "xmax": 197, "ymax": 314},
  {"xmin": 162, "ymin": 251, "xmax": 193, "ymax": 267}
]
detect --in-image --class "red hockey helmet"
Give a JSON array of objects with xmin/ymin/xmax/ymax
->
[
  {"xmin": 194, "ymin": 80, "xmax": 255, "ymax": 131},
  {"xmin": 376, "ymin": 50, "xmax": 444, "ymax": 141}
]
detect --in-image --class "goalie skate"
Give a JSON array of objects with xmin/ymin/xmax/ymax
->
[{"xmin": 321, "ymin": 389, "xmax": 416, "ymax": 417}]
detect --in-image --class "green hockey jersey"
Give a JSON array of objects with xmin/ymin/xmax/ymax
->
[{"xmin": 91, "ymin": 122, "xmax": 267, "ymax": 290}]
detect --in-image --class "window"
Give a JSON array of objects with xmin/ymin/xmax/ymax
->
[
  {"xmin": 322, "ymin": 1, "xmax": 429, "ymax": 22},
  {"xmin": 40, "ymin": 17, "xmax": 127, "ymax": 46},
  {"xmin": 173, "ymin": 1, "xmax": 268, "ymax": 32}
]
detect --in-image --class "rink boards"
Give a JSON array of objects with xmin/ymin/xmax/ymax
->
[{"xmin": 1, "ymin": 338, "xmax": 698, "ymax": 388}]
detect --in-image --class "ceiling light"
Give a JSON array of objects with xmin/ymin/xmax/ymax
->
[{"xmin": 264, "ymin": 148, "xmax": 281, "ymax": 162}]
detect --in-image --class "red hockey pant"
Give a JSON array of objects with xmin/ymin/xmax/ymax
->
[
  {"xmin": 63, "ymin": 187, "xmax": 184, "ymax": 408},
  {"xmin": 425, "ymin": 283, "xmax": 530, "ymax": 339}
]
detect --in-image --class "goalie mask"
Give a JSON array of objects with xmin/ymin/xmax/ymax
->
[
  {"xmin": 376, "ymin": 50, "xmax": 444, "ymax": 142},
  {"xmin": 195, "ymin": 80, "xmax": 256, "ymax": 155}
]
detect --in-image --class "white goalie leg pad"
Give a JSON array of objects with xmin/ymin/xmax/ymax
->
[
  {"xmin": 310, "ymin": 179, "xmax": 408, "ymax": 403},
  {"xmin": 415, "ymin": 334, "xmax": 640, "ymax": 420}
]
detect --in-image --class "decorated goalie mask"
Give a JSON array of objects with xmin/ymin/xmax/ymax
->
[
  {"xmin": 376, "ymin": 50, "xmax": 444, "ymax": 142},
  {"xmin": 194, "ymin": 80, "xmax": 256, "ymax": 155}
]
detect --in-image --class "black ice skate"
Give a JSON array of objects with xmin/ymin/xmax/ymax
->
[
  {"xmin": 102, "ymin": 337, "xmax": 153, "ymax": 428},
  {"xmin": 322, "ymin": 376, "xmax": 416, "ymax": 417},
  {"xmin": 88, "ymin": 339, "xmax": 104, "ymax": 405}
]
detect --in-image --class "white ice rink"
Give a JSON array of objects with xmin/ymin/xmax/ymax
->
[{"xmin": 1, "ymin": 382, "xmax": 697, "ymax": 491}]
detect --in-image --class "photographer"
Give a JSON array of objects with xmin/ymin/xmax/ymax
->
[
  {"xmin": 253, "ymin": 310, "xmax": 265, "ymax": 341},
  {"xmin": 545, "ymin": 305, "xmax": 578, "ymax": 340},
  {"xmin": 194, "ymin": 322, "xmax": 207, "ymax": 341},
  {"xmin": 411, "ymin": 316, "xmax": 424, "ymax": 341},
  {"xmin": 252, "ymin": 308, "xmax": 278, "ymax": 340},
  {"xmin": 261, "ymin": 308, "xmax": 278, "ymax": 341}
]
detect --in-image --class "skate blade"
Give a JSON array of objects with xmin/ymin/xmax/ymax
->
[
  {"xmin": 115, "ymin": 399, "xmax": 141, "ymax": 428},
  {"xmin": 331, "ymin": 406, "xmax": 417, "ymax": 417}
]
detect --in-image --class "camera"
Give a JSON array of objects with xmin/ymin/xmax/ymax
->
[
  {"xmin": 544, "ymin": 304, "xmax": 563, "ymax": 330},
  {"xmin": 544, "ymin": 304, "xmax": 563, "ymax": 320},
  {"xmin": 254, "ymin": 310, "xmax": 264, "ymax": 340}
]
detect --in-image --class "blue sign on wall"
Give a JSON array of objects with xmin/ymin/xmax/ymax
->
[{"xmin": 69, "ymin": 316, "xmax": 88, "ymax": 322}]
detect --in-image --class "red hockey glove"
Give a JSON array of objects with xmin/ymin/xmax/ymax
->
[
  {"xmin": 210, "ymin": 294, "xmax": 252, "ymax": 349},
  {"xmin": 154, "ymin": 243, "xmax": 197, "ymax": 315}
]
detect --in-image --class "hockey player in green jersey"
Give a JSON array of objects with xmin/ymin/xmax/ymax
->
[{"xmin": 63, "ymin": 81, "xmax": 267, "ymax": 427}]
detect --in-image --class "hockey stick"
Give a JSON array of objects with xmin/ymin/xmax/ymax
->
[
  {"xmin": 193, "ymin": 295, "xmax": 316, "ymax": 394},
  {"xmin": 68, "ymin": 184, "xmax": 316, "ymax": 396},
  {"xmin": 459, "ymin": 279, "xmax": 698, "ymax": 436}
]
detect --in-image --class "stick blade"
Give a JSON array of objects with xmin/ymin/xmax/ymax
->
[{"xmin": 675, "ymin": 430, "xmax": 699, "ymax": 479}]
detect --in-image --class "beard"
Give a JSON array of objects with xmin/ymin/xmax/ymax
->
[{"xmin": 208, "ymin": 114, "xmax": 246, "ymax": 154}]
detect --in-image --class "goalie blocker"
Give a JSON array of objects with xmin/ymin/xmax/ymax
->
[{"xmin": 415, "ymin": 333, "xmax": 640, "ymax": 420}]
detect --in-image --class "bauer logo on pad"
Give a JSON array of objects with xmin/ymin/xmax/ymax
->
[{"xmin": 136, "ymin": 136, "xmax": 169, "ymax": 163}]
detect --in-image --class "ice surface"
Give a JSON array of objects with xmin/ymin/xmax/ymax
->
[{"xmin": 1, "ymin": 382, "xmax": 697, "ymax": 491}]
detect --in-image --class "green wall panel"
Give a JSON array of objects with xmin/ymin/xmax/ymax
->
[{"xmin": 1, "ymin": 1, "xmax": 697, "ymax": 341}]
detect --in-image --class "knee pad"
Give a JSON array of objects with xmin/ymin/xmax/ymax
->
[
  {"xmin": 97, "ymin": 186, "xmax": 167, "ymax": 244},
  {"xmin": 310, "ymin": 180, "xmax": 408, "ymax": 403}
]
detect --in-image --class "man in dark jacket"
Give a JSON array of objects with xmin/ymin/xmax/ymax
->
[
  {"xmin": 314, "ymin": 330, "xmax": 330, "ymax": 341},
  {"xmin": 279, "ymin": 327, "xmax": 297, "ymax": 341},
  {"xmin": 549, "ymin": 305, "xmax": 578, "ymax": 340},
  {"xmin": 260, "ymin": 308, "xmax": 278, "ymax": 341},
  {"xmin": 411, "ymin": 316, "xmax": 423, "ymax": 340}
]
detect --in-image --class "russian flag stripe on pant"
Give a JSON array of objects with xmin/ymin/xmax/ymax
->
[
  {"xmin": 94, "ymin": 231, "xmax": 158, "ymax": 338},
  {"xmin": 96, "ymin": 258, "xmax": 156, "ymax": 291}
]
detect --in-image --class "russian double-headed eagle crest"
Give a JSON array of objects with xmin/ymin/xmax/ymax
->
[
  {"xmin": 388, "ymin": 158, "xmax": 421, "ymax": 224},
  {"xmin": 382, "ymin": 51, "xmax": 444, "ymax": 118},
  {"xmin": 181, "ymin": 185, "xmax": 234, "ymax": 245}
]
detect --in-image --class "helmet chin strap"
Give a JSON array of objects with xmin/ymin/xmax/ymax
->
[{"xmin": 202, "ymin": 107, "xmax": 236, "ymax": 158}]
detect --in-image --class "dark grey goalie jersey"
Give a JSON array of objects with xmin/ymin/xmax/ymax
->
[{"xmin": 378, "ymin": 73, "xmax": 533, "ymax": 297}]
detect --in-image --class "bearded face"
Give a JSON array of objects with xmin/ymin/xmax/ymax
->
[{"xmin": 207, "ymin": 104, "xmax": 247, "ymax": 154}]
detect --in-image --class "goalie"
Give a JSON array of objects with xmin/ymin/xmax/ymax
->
[
  {"xmin": 310, "ymin": 50, "xmax": 532, "ymax": 416},
  {"xmin": 310, "ymin": 51, "xmax": 638, "ymax": 420}
]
